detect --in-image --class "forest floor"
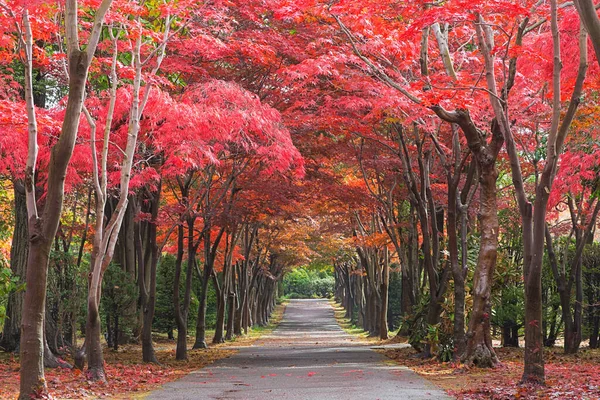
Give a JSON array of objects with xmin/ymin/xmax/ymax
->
[
  {"xmin": 0, "ymin": 302, "xmax": 287, "ymax": 399},
  {"xmin": 331, "ymin": 303, "xmax": 600, "ymax": 399},
  {"xmin": 380, "ymin": 346, "xmax": 600, "ymax": 399}
]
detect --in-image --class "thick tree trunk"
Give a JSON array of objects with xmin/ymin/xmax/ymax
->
[
  {"xmin": 423, "ymin": 300, "xmax": 442, "ymax": 358},
  {"xmin": 85, "ymin": 302, "xmax": 105, "ymax": 381},
  {"xmin": 43, "ymin": 320, "xmax": 71, "ymax": 368},
  {"xmin": 73, "ymin": 340, "xmax": 86, "ymax": 371},
  {"xmin": 20, "ymin": 48, "xmax": 92, "ymax": 399},
  {"xmin": 462, "ymin": 164, "xmax": 499, "ymax": 367},
  {"xmin": 522, "ymin": 204, "xmax": 544, "ymax": 383}
]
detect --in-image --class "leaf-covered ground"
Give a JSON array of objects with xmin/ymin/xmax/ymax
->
[
  {"xmin": 330, "ymin": 302, "xmax": 600, "ymax": 399},
  {"xmin": 0, "ymin": 304, "xmax": 286, "ymax": 399},
  {"xmin": 380, "ymin": 346, "xmax": 600, "ymax": 400}
]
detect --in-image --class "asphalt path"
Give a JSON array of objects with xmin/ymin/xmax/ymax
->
[{"xmin": 148, "ymin": 299, "xmax": 453, "ymax": 400}]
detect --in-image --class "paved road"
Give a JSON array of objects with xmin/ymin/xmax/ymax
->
[{"xmin": 148, "ymin": 299, "xmax": 452, "ymax": 399}]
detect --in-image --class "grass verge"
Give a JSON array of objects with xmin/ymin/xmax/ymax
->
[{"xmin": 329, "ymin": 300, "xmax": 387, "ymax": 345}]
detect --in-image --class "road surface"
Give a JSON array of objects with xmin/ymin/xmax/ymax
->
[{"xmin": 148, "ymin": 299, "xmax": 452, "ymax": 400}]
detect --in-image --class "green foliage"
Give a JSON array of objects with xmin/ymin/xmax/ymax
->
[
  {"xmin": 282, "ymin": 266, "xmax": 334, "ymax": 299},
  {"xmin": 426, "ymin": 323, "xmax": 454, "ymax": 362},
  {"xmin": 401, "ymin": 296, "xmax": 428, "ymax": 353},
  {"xmin": 155, "ymin": 254, "xmax": 210, "ymax": 336},
  {"xmin": 0, "ymin": 256, "xmax": 22, "ymax": 329},
  {"xmin": 387, "ymin": 269, "xmax": 402, "ymax": 329},
  {"xmin": 155, "ymin": 255, "xmax": 177, "ymax": 335},
  {"xmin": 0, "ymin": 182, "xmax": 12, "ymax": 246},
  {"xmin": 401, "ymin": 290, "xmax": 454, "ymax": 361},
  {"xmin": 492, "ymin": 285, "xmax": 524, "ymax": 330},
  {"xmin": 583, "ymin": 243, "xmax": 600, "ymax": 341},
  {"xmin": 101, "ymin": 262, "xmax": 138, "ymax": 340},
  {"xmin": 47, "ymin": 247, "xmax": 87, "ymax": 345},
  {"xmin": 492, "ymin": 211, "xmax": 525, "ymax": 336}
]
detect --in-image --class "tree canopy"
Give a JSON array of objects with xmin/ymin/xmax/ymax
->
[{"xmin": 1, "ymin": 0, "xmax": 600, "ymax": 398}]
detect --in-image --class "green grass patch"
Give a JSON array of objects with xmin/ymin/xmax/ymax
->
[{"xmin": 330, "ymin": 300, "xmax": 372, "ymax": 338}]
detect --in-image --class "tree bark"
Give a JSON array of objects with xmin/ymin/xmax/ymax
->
[
  {"xmin": 192, "ymin": 265, "xmax": 211, "ymax": 349},
  {"xmin": 20, "ymin": 33, "xmax": 99, "ymax": 396},
  {"xmin": 225, "ymin": 292, "xmax": 236, "ymax": 341},
  {"xmin": 473, "ymin": 7, "xmax": 587, "ymax": 383},
  {"xmin": 213, "ymin": 272, "xmax": 226, "ymax": 344},
  {"xmin": 462, "ymin": 162, "xmax": 500, "ymax": 367},
  {"xmin": 173, "ymin": 222, "xmax": 195, "ymax": 360},
  {"xmin": 139, "ymin": 184, "xmax": 161, "ymax": 364},
  {"xmin": 1, "ymin": 183, "xmax": 28, "ymax": 352},
  {"xmin": 379, "ymin": 253, "xmax": 389, "ymax": 340}
]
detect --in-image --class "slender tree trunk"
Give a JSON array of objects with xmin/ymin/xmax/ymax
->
[
  {"xmin": 234, "ymin": 264, "xmax": 246, "ymax": 336},
  {"xmin": 226, "ymin": 292, "xmax": 236, "ymax": 341},
  {"xmin": 141, "ymin": 217, "xmax": 159, "ymax": 363},
  {"xmin": 213, "ymin": 273, "xmax": 226, "ymax": 344},
  {"xmin": 1, "ymin": 183, "xmax": 28, "ymax": 352},
  {"xmin": 379, "ymin": 255, "xmax": 389, "ymax": 340},
  {"xmin": 192, "ymin": 267, "xmax": 211, "ymax": 349},
  {"xmin": 173, "ymin": 224, "xmax": 187, "ymax": 359},
  {"xmin": 590, "ymin": 305, "xmax": 600, "ymax": 349}
]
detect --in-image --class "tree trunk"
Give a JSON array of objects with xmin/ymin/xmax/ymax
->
[
  {"xmin": 173, "ymin": 225, "xmax": 188, "ymax": 360},
  {"xmin": 448, "ymin": 173, "xmax": 466, "ymax": 359},
  {"xmin": 141, "ymin": 240, "xmax": 159, "ymax": 363},
  {"xmin": 85, "ymin": 300, "xmax": 105, "ymax": 381},
  {"xmin": 137, "ymin": 185, "xmax": 160, "ymax": 364},
  {"xmin": 462, "ymin": 163, "xmax": 499, "ymax": 367},
  {"xmin": 113, "ymin": 313, "xmax": 119, "ymax": 351},
  {"xmin": 20, "ymin": 47, "xmax": 93, "ymax": 399},
  {"xmin": 502, "ymin": 322, "xmax": 519, "ymax": 347},
  {"xmin": 213, "ymin": 273, "xmax": 226, "ymax": 344},
  {"xmin": 192, "ymin": 267, "xmax": 211, "ymax": 349},
  {"xmin": 1, "ymin": 183, "xmax": 28, "ymax": 352},
  {"xmin": 43, "ymin": 318, "xmax": 71, "ymax": 369},
  {"xmin": 234, "ymin": 264, "xmax": 246, "ymax": 336},
  {"xmin": 423, "ymin": 300, "xmax": 442, "ymax": 358},
  {"xmin": 379, "ymin": 261, "xmax": 389, "ymax": 340},
  {"xmin": 590, "ymin": 307, "xmax": 600, "ymax": 349},
  {"xmin": 226, "ymin": 292, "xmax": 236, "ymax": 341}
]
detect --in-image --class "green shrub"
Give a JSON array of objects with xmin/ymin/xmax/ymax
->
[{"xmin": 282, "ymin": 266, "xmax": 334, "ymax": 299}]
